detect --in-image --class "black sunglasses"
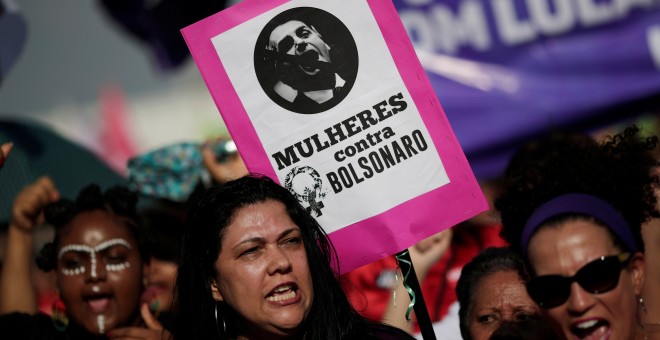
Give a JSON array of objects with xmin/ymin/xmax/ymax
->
[{"xmin": 526, "ymin": 253, "xmax": 632, "ymax": 308}]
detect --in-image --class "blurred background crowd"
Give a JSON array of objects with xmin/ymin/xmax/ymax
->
[{"xmin": 1, "ymin": 0, "xmax": 660, "ymax": 339}]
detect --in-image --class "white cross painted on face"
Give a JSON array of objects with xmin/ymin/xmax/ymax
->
[{"xmin": 58, "ymin": 238, "xmax": 132, "ymax": 277}]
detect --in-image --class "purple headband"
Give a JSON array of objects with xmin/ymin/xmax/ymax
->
[{"xmin": 521, "ymin": 193, "xmax": 638, "ymax": 256}]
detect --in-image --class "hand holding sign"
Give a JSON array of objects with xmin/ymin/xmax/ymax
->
[
  {"xmin": 409, "ymin": 229, "xmax": 453, "ymax": 281},
  {"xmin": 181, "ymin": 0, "xmax": 486, "ymax": 273}
]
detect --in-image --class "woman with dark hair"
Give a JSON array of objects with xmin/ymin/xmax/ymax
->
[
  {"xmin": 456, "ymin": 247, "xmax": 556, "ymax": 340},
  {"xmin": 174, "ymin": 175, "xmax": 415, "ymax": 340},
  {"xmin": 0, "ymin": 178, "xmax": 167, "ymax": 339},
  {"xmin": 495, "ymin": 126, "xmax": 659, "ymax": 340}
]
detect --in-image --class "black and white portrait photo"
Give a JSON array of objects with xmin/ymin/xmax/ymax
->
[{"xmin": 254, "ymin": 7, "xmax": 359, "ymax": 114}]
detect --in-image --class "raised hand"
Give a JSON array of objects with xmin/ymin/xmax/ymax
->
[
  {"xmin": 409, "ymin": 229, "xmax": 453, "ymax": 281},
  {"xmin": 11, "ymin": 176, "xmax": 60, "ymax": 233},
  {"xmin": 0, "ymin": 176, "xmax": 60, "ymax": 314},
  {"xmin": 201, "ymin": 139, "xmax": 247, "ymax": 185}
]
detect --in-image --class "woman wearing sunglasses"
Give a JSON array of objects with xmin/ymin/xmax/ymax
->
[{"xmin": 495, "ymin": 127, "xmax": 659, "ymax": 340}]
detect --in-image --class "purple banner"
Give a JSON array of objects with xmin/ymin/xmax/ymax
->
[{"xmin": 394, "ymin": 0, "xmax": 660, "ymax": 179}]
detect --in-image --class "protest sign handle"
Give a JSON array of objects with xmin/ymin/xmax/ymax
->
[{"xmin": 395, "ymin": 250, "xmax": 437, "ymax": 340}]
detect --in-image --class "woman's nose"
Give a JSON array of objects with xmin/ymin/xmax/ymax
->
[
  {"xmin": 490, "ymin": 321, "xmax": 524, "ymax": 340},
  {"xmin": 85, "ymin": 252, "xmax": 106, "ymax": 282},
  {"xmin": 267, "ymin": 247, "xmax": 292, "ymax": 275},
  {"xmin": 566, "ymin": 282, "xmax": 596, "ymax": 314}
]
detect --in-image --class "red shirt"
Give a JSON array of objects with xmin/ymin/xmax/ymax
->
[{"xmin": 341, "ymin": 223, "xmax": 507, "ymax": 331}]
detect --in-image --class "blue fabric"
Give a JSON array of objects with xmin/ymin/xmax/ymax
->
[
  {"xmin": 127, "ymin": 141, "xmax": 236, "ymax": 202},
  {"xmin": 127, "ymin": 142, "xmax": 205, "ymax": 202},
  {"xmin": 521, "ymin": 193, "xmax": 637, "ymax": 256}
]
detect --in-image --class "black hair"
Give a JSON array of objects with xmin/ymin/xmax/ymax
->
[
  {"xmin": 35, "ymin": 184, "xmax": 146, "ymax": 271},
  {"xmin": 173, "ymin": 175, "xmax": 414, "ymax": 340},
  {"xmin": 262, "ymin": 8, "xmax": 325, "ymax": 51},
  {"xmin": 139, "ymin": 202, "xmax": 186, "ymax": 263},
  {"xmin": 258, "ymin": 6, "xmax": 357, "ymax": 75},
  {"xmin": 456, "ymin": 247, "xmax": 530, "ymax": 340},
  {"xmin": 495, "ymin": 126, "xmax": 659, "ymax": 255}
]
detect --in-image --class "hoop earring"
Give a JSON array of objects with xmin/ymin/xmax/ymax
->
[
  {"xmin": 214, "ymin": 302, "xmax": 218, "ymax": 327},
  {"xmin": 214, "ymin": 302, "xmax": 226, "ymax": 334},
  {"xmin": 51, "ymin": 298, "xmax": 69, "ymax": 332}
]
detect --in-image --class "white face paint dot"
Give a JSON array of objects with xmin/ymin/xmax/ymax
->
[
  {"xmin": 90, "ymin": 251, "xmax": 97, "ymax": 278},
  {"xmin": 62, "ymin": 266, "xmax": 85, "ymax": 276},
  {"xmin": 58, "ymin": 238, "xmax": 133, "ymax": 277},
  {"xmin": 106, "ymin": 262, "xmax": 130, "ymax": 272},
  {"xmin": 58, "ymin": 244, "xmax": 93, "ymax": 259},
  {"xmin": 97, "ymin": 315, "xmax": 105, "ymax": 334}
]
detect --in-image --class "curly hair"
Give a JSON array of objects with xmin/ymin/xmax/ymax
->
[
  {"xmin": 35, "ymin": 184, "xmax": 146, "ymax": 271},
  {"xmin": 456, "ymin": 247, "xmax": 530, "ymax": 340},
  {"xmin": 495, "ymin": 126, "xmax": 659, "ymax": 255},
  {"xmin": 173, "ymin": 175, "xmax": 414, "ymax": 340}
]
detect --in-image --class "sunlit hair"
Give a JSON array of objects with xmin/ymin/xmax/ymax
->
[
  {"xmin": 35, "ymin": 184, "xmax": 146, "ymax": 271},
  {"xmin": 456, "ymin": 247, "xmax": 530, "ymax": 340},
  {"xmin": 495, "ymin": 126, "xmax": 659, "ymax": 255},
  {"xmin": 173, "ymin": 175, "xmax": 410, "ymax": 340}
]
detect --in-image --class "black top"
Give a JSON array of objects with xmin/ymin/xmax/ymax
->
[
  {"xmin": 361, "ymin": 321, "xmax": 417, "ymax": 340},
  {"xmin": 0, "ymin": 313, "xmax": 107, "ymax": 340}
]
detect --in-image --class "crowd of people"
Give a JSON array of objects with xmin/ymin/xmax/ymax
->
[
  {"xmin": 0, "ymin": 124, "xmax": 659, "ymax": 340},
  {"xmin": 2, "ymin": 1, "xmax": 659, "ymax": 339}
]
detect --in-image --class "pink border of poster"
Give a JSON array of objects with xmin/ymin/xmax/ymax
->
[{"xmin": 182, "ymin": 0, "xmax": 487, "ymax": 272}]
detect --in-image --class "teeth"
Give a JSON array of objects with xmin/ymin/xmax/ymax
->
[
  {"xmin": 267, "ymin": 290, "xmax": 296, "ymax": 302},
  {"xmin": 576, "ymin": 320, "xmax": 598, "ymax": 329},
  {"xmin": 274, "ymin": 285, "xmax": 292, "ymax": 293}
]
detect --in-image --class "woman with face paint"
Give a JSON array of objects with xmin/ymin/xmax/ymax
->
[
  {"xmin": 0, "ymin": 181, "xmax": 170, "ymax": 339},
  {"xmin": 174, "ymin": 175, "xmax": 416, "ymax": 340},
  {"xmin": 495, "ymin": 127, "xmax": 658, "ymax": 340}
]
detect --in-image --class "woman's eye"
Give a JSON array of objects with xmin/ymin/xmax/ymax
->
[
  {"xmin": 240, "ymin": 247, "xmax": 259, "ymax": 257},
  {"xmin": 63, "ymin": 259, "xmax": 83, "ymax": 269},
  {"xmin": 478, "ymin": 314, "xmax": 497, "ymax": 324},
  {"xmin": 106, "ymin": 254, "xmax": 126, "ymax": 264},
  {"xmin": 102, "ymin": 248, "xmax": 128, "ymax": 263},
  {"xmin": 283, "ymin": 237, "xmax": 302, "ymax": 245}
]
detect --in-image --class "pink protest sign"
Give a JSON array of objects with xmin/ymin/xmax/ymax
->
[{"xmin": 182, "ymin": 0, "xmax": 487, "ymax": 272}]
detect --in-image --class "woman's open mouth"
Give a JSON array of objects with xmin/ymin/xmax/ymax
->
[
  {"xmin": 266, "ymin": 283, "xmax": 299, "ymax": 302},
  {"xmin": 84, "ymin": 294, "xmax": 112, "ymax": 314},
  {"xmin": 570, "ymin": 319, "xmax": 611, "ymax": 340}
]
